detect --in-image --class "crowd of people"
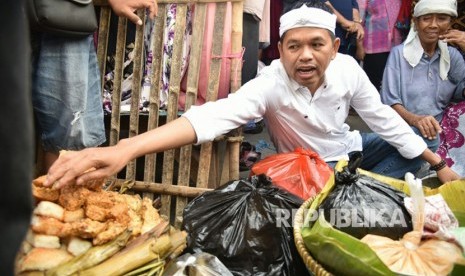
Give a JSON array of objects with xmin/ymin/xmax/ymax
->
[{"xmin": 2, "ymin": 0, "xmax": 465, "ymax": 273}]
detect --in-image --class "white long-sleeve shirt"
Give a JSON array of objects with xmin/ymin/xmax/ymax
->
[{"xmin": 183, "ymin": 53, "xmax": 426, "ymax": 162}]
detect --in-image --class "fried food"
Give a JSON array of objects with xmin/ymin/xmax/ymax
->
[
  {"xmin": 141, "ymin": 197, "xmax": 161, "ymax": 234},
  {"xmin": 33, "ymin": 201, "xmax": 64, "ymax": 221},
  {"xmin": 30, "ymin": 215, "xmax": 66, "ymax": 237},
  {"xmin": 58, "ymin": 186, "xmax": 91, "ymax": 211},
  {"xmin": 65, "ymin": 218, "xmax": 108, "ymax": 239},
  {"xmin": 63, "ymin": 208, "xmax": 85, "ymax": 222},
  {"xmin": 67, "ymin": 237, "xmax": 92, "ymax": 256},
  {"xmin": 93, "ymin": 221, "xmax": 127, "ymax": 245},
  {"xmin": 32, "ymin": 184, "xmax": 59, "ymax": 202},
  {"xmin": 17, "ymin": 247, "xmax": 73, "ymax": 272}
]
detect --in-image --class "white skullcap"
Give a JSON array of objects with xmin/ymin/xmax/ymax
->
[
  {"xmin": 279, "ymin": 5, "xmax": 337, "ymax": 37},
  {"xmin": 413, "ymin": 0, "xmax": 457, "ymax": 17}
]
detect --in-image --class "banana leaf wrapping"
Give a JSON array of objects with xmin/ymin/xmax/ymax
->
[
  {"xmin": 361, "ymin": 173, "xmax": 465, "ymax": 276},
  {"xmin": 299, "ymin": 155, "xmax": 465, "ymax": 276}
]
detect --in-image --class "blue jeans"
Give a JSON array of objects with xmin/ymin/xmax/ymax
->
[
  {"xmin": 32, "ymin": 34, "xmax": 106, "ymax": 152},
  {"xmin": 328, "ymin": 131, "xmax": 436, "ymax": 179}
]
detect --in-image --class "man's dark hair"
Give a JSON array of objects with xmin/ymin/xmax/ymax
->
[{"xmin": 280, "ymin": 0, "xmax": 336, "ymax": 42}]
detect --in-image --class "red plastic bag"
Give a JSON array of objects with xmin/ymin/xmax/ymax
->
[{"xmin": 251, "ymin": 147, "xmax": 332, "ymax": 200}]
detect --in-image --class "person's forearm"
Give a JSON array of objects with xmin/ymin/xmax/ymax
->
[
  {"xmin": 325, "ymin": 1, "xmax": 350, "ymax": 24},
  {"xmin": 420, "ymin": 148, "xmax": 443, "ymax": 167},
  {"xmin": 117, "ymin": 117, "xmax": 197, "ymax": 161},
  {"xmin": 391, "ymin": 104, "xmax": 419, "ymax": 125},
  {"xmin": 352, "ymin": 8, "xmax": 361, "ymax": 23}
]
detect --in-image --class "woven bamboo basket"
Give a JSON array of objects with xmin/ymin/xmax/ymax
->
[{"xmin": 293, "ymin": 196, "xmax": 333, "ymax": 276}]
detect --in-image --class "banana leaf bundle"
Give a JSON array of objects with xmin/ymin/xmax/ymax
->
[
  {"xmin": 361, "ymin": 173, "xmax": 465, "ymax": 276},
  {"xmin": 300, "ymin": 156, "xmax": 465, "ymax": 276}
]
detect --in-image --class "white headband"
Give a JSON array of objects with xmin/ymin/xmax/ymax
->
[
  {"xmin": 413, "ymin": 0, "xmax": 457, "ymax": 17},
  {"xmin": 279, "ymin": 5, "xmax": 336, "ymax": 37}
]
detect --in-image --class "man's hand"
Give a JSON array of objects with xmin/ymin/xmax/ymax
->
[
  {"xmin": 436, "ymin": 166, "xmax": 461, "ymax": 183},
  {"xmin": 411, "ymin": 115, "xmax": 442, "ymax": 140},
  {"xmin": 108, "ymin": 0, "xmax": 158, "ymax": 25},
  {"xmin": 44, "ymin": 143, "xmax": 132, "ymax": 189}
]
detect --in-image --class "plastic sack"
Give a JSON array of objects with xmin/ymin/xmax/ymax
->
[
  {"xmin": 163, "ymin": 252, "xmax": 233, "ymax": 276},
  {"xmin": 182, "ymin": 175, "xmax": 310, "ymax": 276},
  {"xmin": 250, "ymin": 147, "xmax": 332, "ymax": 200},
  {"xmin": 317, "ymin": 152, "xmax": 412, "ymax": 240}
]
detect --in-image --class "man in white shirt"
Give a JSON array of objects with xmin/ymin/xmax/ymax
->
[{"xmin": 45, "ymin": 0, "xmax": 460, "ymax": 189}]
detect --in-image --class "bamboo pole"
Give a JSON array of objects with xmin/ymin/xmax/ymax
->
[
  {"xmin": 144, "ymin": 4, "xmax": 167, "ymax": 185},
  {"xmin": 96, "ymin": 7, "xmax": 111, "ymax": 96},
  {"xmin": 113, "ymin": 179, "xmax": 212, "ymax": 198},
  {"xmin": 161, "ymin": 3, "xmax": 188, "ymax": 219},
  {"xmin": 174, "ymin": 2, "xmax": 208, "ymax": 228},
  {"xmin": 197, "ymin": 2, "xmax": 227, "ymax": 189},
  {"xmin": 226, "ymin": 0, "xmax": 243, "ymax": 182},
  {"xmin": 125, "ymin": 9, "xmax": 146, "ymax": 181},
  {"xmin": 109, "ymin": 17, "xmax": 127, "ymax": 147}
]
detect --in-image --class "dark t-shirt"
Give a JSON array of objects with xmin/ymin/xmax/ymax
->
[{"xmin": 326, "ymin": 0, "xmax": 359, "ymax": 55}]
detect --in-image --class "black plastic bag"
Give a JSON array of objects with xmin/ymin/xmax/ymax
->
[
  {"xmin": 318, "ymin": 152, "xmax": 413, "ymax": 240},
  {"xmin": 182, "ymin": 175, "xmax": 310, "ymax": 276}
]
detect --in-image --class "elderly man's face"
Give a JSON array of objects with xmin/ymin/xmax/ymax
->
[
  {"xmin": 278, "ymin": 27, "xmax": 339, "ymax": 93},
  {"xmin": 415, "ymin": 13, "xmax": 452, "ymax": 45}
]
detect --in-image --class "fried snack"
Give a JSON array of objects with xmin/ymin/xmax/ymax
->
[
  {"xmin": 65, "ymin": 218, "xmax": 108, "ymax": 239},
  {"xmin": 63, "ymin": 209, "xmax": 85, "ymax": 223},
  {"xmin": 32, "ymin": 175, "xmax": 47, "ymax": 187},
  {"xmin": 17, "ymin": 247, "xmax": 73, "ymax": 272},
  {"xmin": 84, "ymin": 204, "xmax": 109, "ymax": 222},
  {"xmin": 58, "ymin": 186, "xmax": 91, "ymax": 211},
  {"xmin": 30, "ymin": 216, "xmax": 66, "ymax": 237},
  {"xmin": 32, "ymin": 185, "xmax": 59, "ymax": 202},
  {"xmin": 33, "ymin": 201, "xmax": 64, "ymax": 221},
  {"xmin": 67, "ymin": 237, "xmax": 92, "ymax": 256},
  {"xmin": 25, "ymin": 231, "xmax": 60, "ymax": 249},
  {"xmin": 141, "ymin": 197, "xmax": 161, "ymax": 234},
  {"xmin": 93, "ymin": 221, "xmax": 127, "ymax": 245}
]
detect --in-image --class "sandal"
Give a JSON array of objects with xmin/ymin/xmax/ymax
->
[{"xmin": 239, "ymin": 142, "xmax": 262, "ymax": 171}]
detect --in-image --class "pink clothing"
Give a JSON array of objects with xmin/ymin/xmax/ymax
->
[
  {"xmin": 358, "ymin": 0, "xmax": 403, "ymax": 54},
  {"xmin": 179, "ymin": 2, "xmax": 232, "ymax": 110}
]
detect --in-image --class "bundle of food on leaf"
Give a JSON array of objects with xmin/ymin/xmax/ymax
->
[
  {"xmin": 300, "ymin": 153, "xmax": 465, "ymax": 276},
  {"xmin": 15, "ymin": 175, "xmax": 187, "ymax": 276},
  {"xmin": 361, "ymin": 173, "xmax": 465, "ymax": 276}
]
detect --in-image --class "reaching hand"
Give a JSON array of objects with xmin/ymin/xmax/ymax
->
[
  {"xmin": 108, "ymin": 0, "xmax": 158, "ymax": 26},
  {"xmin": 44, "ymin": 143, "xmax": 133, "ymax": 189},
  {"xmin": 436, "ymin": 166, "xmax": 461, "ymax": 183}
]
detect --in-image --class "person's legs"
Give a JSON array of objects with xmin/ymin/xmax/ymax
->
[
  {"xmin": 358, "ymin": 132, "xmax": 425, "ymax": 179},
  {"xmin": 32, "ymin": 34, "xmax": 106, "ymax": 172},
  {"xmin": 363, "ymin": 52, "xmax": 389, "ymax": 91},
  {"xmin": 0, "ymin": 1, "xmax": 34, "ymax": 274}
]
